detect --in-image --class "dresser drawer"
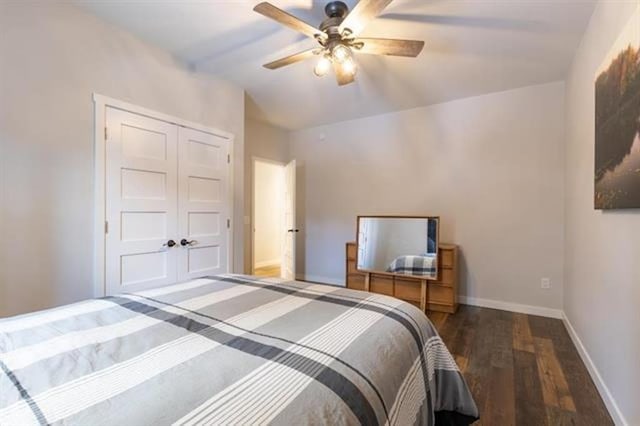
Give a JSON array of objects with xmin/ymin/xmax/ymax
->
[
  {"xmin": 406, "ymin": 300, "xmax": 422, "ymax": 310},
  {"xmin": 429, "ymin": 284, "xmax": 454, "ymax": 306},
  {"xmin": 347, "ymin": 259, "xmax": 358, "ymax": 274},
  {"xmin": 346, "ymin": 273, "xmax": 366, "ymax": 291},
  {"xmin": 370, "ymin": 274, "xmax": 394, "ymax": 296},
  {"xmin": 440, "ymin": 249, "xmax": 455, "ymax": 268},
  {"xmin": 437, "ymin": 268, "xmax": 455, "ymax": 286},
  {"xmin": 346, "ymin": 243, "xmax": 357, "ymax": 261},
  {"xmin": 394, "ymin": 277, "xmax": 422, "ymax": 302}
]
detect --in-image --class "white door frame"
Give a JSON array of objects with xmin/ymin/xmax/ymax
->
[
  {"xmin": 250, "ymin": 156, "xmax": 286, "ymax": 275},
  {"xmin": 93, "ymin": 93, "xmax": 235, "ymax": 297}
]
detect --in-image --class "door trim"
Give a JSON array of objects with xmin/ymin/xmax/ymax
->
[
  {"xmin": 93, "ymin": 93, "xmax": 235, "ymax": 297},
  {"xmin": 250, "ymin": 156, "xmax": 286, "ymax": 275}
]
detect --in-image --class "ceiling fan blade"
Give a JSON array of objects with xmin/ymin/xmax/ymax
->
[
  {"xmin": 254, "ymin": 2, "xmax": 326, "ymax": 41},
  {"xmin": 333, "ymin": 61, "xmax": 355, "ymax": 86},
  {"xmin": 339, "ymin": 0, "xmax": 394, "ymax": 37},
  {"xmin": 354, "ymin": 38, "xmax": 424, "ymax": 57},
  {"xmin": 263, "ymin": 49, "xmax": 318, "ymax": 69}
]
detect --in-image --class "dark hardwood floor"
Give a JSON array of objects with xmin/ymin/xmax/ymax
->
[{"xmin": 429, "ymin": 306, "xmax": 613, "ymax": 426}]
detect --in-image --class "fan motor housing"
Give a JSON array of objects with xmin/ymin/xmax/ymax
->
[
  {"xmin": 320, "ymin": 2, "xmax": 349, "ymax": 37},
  {"xmin": 320, "ymin": 17, "xmax": 343, "ymax": 34},
  {"xmin": 324, "ymin": 1, "xmax": 349, "ymax": 18}
]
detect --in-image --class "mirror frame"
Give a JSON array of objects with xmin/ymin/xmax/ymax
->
[{"xmin": 355, "ymin": 215, "xmax": 440, "ymax": 280}]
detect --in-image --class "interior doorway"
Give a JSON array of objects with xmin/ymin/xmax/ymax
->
[{"xmin": 252, "ymin": 158, "xmax": 296, "ymax": 279}]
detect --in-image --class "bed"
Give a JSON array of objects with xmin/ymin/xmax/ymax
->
[{"xmin": 0, "ymin": 275, "xmax": 478, "ymax": 425}]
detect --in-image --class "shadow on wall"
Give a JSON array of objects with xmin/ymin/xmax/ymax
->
[
  {"xmin": 457, "ymin": 249, "xmax": 469, "ymax": 300},
  {"xmin": 244, "ymin": 94, "xmax": 270, "ymax": 130}
]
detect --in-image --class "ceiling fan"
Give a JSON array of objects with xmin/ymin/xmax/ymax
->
[{"xmin": 253, "ymin": 0, "xmax": 425, "ymax": 86}]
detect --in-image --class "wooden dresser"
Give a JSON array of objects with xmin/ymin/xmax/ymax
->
[{"xmin": 345, "ymin": 242, "xmax": 459, "ymax": 313}]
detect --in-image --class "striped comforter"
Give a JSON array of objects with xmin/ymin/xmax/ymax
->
[{"xmin": 0, "ymin": 275, "xmax": 478, "ymax": 425}]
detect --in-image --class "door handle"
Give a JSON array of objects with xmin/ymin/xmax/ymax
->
[
  {"xmin": 287, "ymin": 229, "xmax": 300, "ymax": 233},
  {"xmin": 163, "ymin": 239, "xmax": 176, "ymax": 248},
  {"xmin": 180, "ymin": 239, "xmax": 198, "ymax": 247}
]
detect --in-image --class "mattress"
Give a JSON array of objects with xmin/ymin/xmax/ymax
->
[{"xmin": 0, "ymin": 275, "xmax": 478, "ymax": 425}]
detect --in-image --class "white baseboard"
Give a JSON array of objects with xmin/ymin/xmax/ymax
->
[
  {"xmin": 562, "ymin": 313, "xmax": 627, "ymax": 426},
  {"xmin": 254, "ymin": 259, "xmax": 281, "ymax": 269},
  {"xmin": 295, "ymin": 274, "xmax": 344, "ymax": 287},
  {"xmin": 458, "ymin": 296, "xmax": 563, "ymax": 319}
]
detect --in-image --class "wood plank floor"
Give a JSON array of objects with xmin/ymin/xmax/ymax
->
[
  {"xmin": 429, "ymin": 306, "xmax": 613, "ymax": 426},
  {"xmin": 254, "ymin": 265, "xmax": 281, "ymax": 278}
]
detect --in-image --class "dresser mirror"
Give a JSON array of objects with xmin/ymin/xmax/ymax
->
[{"xmin": 356, "ymin": 216, "xmax": 439, "ymax": 280}]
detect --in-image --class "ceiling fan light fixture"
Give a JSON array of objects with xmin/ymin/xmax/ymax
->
[
  {"xmin": 341, "ymin": 57, "xmax": 357, "ymax": 76},
  {"xmin": 314, "ymin": 55, "xmax": 332, "ymax": 77},
  {"xmin": 254, "ymin": 1, "xmax": 425, "ymax": 86},
  {"xmin": 331, "ymin": 44, "xmax": 352, "ymax": 64}
]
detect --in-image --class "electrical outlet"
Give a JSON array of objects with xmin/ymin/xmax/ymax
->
[{"xmin": 541, "ymin": 278, "xmax": 551, "ymax": 289}]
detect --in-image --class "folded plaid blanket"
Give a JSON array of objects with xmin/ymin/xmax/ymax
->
[
  {"xmin": 0, "ymin": 274, "xmax": 478, "ymax": 425},
  {"xmin": 387, "ymin": 255, "xmax": 437, "ymax": 277}
]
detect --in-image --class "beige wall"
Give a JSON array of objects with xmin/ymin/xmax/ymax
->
[
  {"xmin": 253, "ymin": 161, "xmax": 284, "ymax": 267},
  {"xmin": 244, "ymin": 118, "xmax": 290, "ymax": 272},
  {"xmin": 290, "ymin": 81, "xmax": 566, "ymax": 308},
  {"xmin": 564, "ymin": 1, "xmax": 640, "ymax": 424},
  {"xmin": 0, "ymin": 3, "xmax": 245, "ymax": 317}
]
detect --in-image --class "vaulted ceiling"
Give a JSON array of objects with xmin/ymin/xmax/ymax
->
[{"xmin": 77, "ymin": 0, "xmax": 596, "ymax": 129}]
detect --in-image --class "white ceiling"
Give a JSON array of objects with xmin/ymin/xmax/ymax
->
[{"xmin": 76, "ymin": 0, "xmax": 596, "ymax": 130}]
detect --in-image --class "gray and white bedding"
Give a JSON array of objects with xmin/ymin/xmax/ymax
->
[
  {"xmin": 387, "ymin": 255, "xmax": 437, "ymax": 276},
  {"xmin": 0, "ymin": 274, "xmax": 478, "ymax": 425}
]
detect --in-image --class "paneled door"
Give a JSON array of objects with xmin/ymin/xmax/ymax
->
[
  {"xmin": 104, "ymin": 106, "xmax": 232, "ymax": 296},
  {"xmin": 105, "ymin": 107, "xmax": 179, "ymax": 294},
  {"xmin": 177, "ymin": 127, "xmax": 230, "ymax": 281},
  {"xmin": 282, "ymin": 160, "xmax": 296, "ymax": 280}
]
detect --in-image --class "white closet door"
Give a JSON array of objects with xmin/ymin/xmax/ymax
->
[
  {"xmin": 177, "ymin": 127, "xmax": 230, "ymax": 281},
  {"xmin": 105, "ymin": 107, "xmax": 178, "ymax": 295},
  {"xmin": 282, "ymin": 160, "xmax": 296, "ymax": 280}
]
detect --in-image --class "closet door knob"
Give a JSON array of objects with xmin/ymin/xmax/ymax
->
[
  {"xmin": 163, "ymin": 239, "xmax": 176, "ymax": 248},
  {"xmin": 180, "ymin": 239, "xmax": 197, "ymax": 247},
  {"xmin": 287, "ymin": 229, "xmax": 300, "ymax": 233}
]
